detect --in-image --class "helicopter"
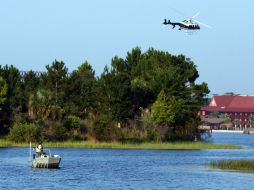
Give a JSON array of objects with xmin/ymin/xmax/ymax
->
[{"xmin": 163, "ymin": 13, "xmax": 211, "ymax": 31}]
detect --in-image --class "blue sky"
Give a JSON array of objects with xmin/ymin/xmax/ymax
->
[{"xmin": 1, "ymin": 0, "xmax": 254, "ymax": 95}]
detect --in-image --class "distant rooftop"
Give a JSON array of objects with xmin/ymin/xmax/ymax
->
[{"xmin": 202, "ymin": 95, "xmax": 254, "ymax": 113}]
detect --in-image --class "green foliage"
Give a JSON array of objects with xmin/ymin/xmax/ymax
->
[
  {"xmin": 117, "ymin": 128, "xmax": 147, "ymax": 143},
  {"xmin": 223, "ymin": 117, "xmax": 231, "ymax": 123},
  {"xmin": 151, "ymin": 89, "xmax": 203, "ymax": 141},
  {"xmin": 96, "ymin": 65, "xmax": 131, "ymax": 122},
  {"xmin": 64, "ymin": 115, "xmax": 80, "ymax": 131},
  {"xmin": 23, "ymin": 71, "xmax": 40, "ymax": 93},
  {"xmin": 140, "ymin": 109, "xmax": 161, "ymax": 142},
  {"xmin": 8, "ymin": 123, "xmax": 43, "ymax": 143},
  {"xmin": 91, "ymin": 113, "xmax": 117, "ymax": 142},
  {"xmin": 41, "ymin": 60, "xmax": 68, "ymax": 105},
  {"xmin": 29, "ymin": 89, "xmax": 63, "ymax": 122},
  {"xmin": 152, "ymin": 90, "xmax": 187, "ymax": 127},
  {"xmin": 92, "ymin": 47, "xmax": 209, "ymax": 142},
  {"xmin": 0, "ymin": 65, "xmax": 22, "ymax": 135},
  {"xmin": 52, "ymin": 123, "xmax": 68, "ymax": 141},
  {"xmin": 0, "ymin": 76, "xmax": 7, "ymax": 109},
  {"xmin": 65, "ymin": 61, "xmax": 96, "ymax": 118},
  {"xmin": 30, "ymin": 89, "xmax": 53, "ymax": 120},
  {"xmin": 174, "ymin": 119, "xmax": 200, "ymax": 141},
  {"xmin": 20, "ymin": 70, "xmax": 40, "ymax": 114},
  {"xmin": 0, "ymin": 47, "xmax": 210, "ymax": 142}
]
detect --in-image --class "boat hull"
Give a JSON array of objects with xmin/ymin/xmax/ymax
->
[{"xmin": 29, "ymin": 155, "xmax": 61, "ymax": 168}]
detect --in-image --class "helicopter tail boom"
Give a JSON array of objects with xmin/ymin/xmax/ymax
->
[{"xmin": 163, "ymin": 19, "xmax": 181, "ymax": 29}]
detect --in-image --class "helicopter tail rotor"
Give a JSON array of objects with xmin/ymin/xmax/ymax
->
[{"xmin": 163, "ymin": 19, "xmax": 171, "ymax": 25}]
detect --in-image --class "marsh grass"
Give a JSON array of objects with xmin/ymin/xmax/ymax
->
[
  {"xmin": 210, "ymin": 160, "xmax": 254, "ymax": 172},
  {"xmin": 0, "ymin": 138, "xmax": 31, "ymax": 147},
  {"xmin": 0, "ymin": 139, "xmax": 240, "ymax": 150}
]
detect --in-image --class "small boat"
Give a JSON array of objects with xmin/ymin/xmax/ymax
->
[{"xmin": 28, "ymin": 143, "xmax": 61, "ymax": 169}]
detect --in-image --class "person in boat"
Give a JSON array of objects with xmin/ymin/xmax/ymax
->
[{"xmin": 35, "ymin": 143, "xmax": 44, "ymax": 157}]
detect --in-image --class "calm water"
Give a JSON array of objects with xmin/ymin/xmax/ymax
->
[{"xmin": 1, "ymin": 133, "xmax": 254, "ymax": 190}]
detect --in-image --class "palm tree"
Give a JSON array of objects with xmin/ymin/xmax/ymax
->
[{"xmin": 29, "ymin": 88, "xmax": 64, "ymax": 123}]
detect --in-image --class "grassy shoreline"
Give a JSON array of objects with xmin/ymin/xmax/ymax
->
[
  {"xmin": 0, "ymin": 139, "xmax": 240, "ymax": 150},
  {"xmin": 210, "ymin": 160, "xmax": 254, "ymax": 172}
]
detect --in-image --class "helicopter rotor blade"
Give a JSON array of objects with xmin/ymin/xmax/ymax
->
[
  {"xmin": 194, "ymin": 19, "xmax": 212, "ymax": 29},
  {"xmin": 191, "ymin": 12, "xmax": 200, "ymax": 19},
  {"xmin": 168, "ymin": 6, "xmax": 186, "ymax": 17}
]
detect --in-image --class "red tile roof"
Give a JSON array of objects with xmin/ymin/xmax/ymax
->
[
  {"xmin": 209, "ymin": 96, "xmax": 234, "ymax": 107},
  {"xmin": 201, "ymin": 95, "xmax": 254, "ymax": 113}
]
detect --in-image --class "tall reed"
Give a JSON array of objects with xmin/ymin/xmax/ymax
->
[{"xmin": 210, "ymin": 160, "xmax": 254, "ymax": 172}]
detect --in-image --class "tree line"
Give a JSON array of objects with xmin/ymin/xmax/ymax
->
[{"xmin": 0, "ymin": 47, "xmax": 210, "ymax": 142}]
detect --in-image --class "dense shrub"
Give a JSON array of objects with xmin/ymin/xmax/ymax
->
[
  {"xmin": 146, "ymin": 128, "xmax": 161, "ymax": 142},
  {"xmin": 8, "ymin": 123, "xmax": 43, "ymax": 143},
  {"xmin": 164, "ymin": 119, "xmax": 199, "ymax": 141},
  {"xmin": 52, "ymin": 123, "xmax": 68, "ymax": 141},
  {"xmin": 91, "ymin": 113, "xmax": 118, "ymax": 142},
  {"xmin": 64, "ymin": 115, "xmax": 80, "ymax": 131},
  {"xmin": 140, "ymin": 110, "xmax": 161, "ymax": 142},
  {"xmin": 70, "ymin": 134, "xmax": 87, "ymax": 141},
  {"xmin": 118, "ymin": 127, "xmax": 146, "ymax": 143}
]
